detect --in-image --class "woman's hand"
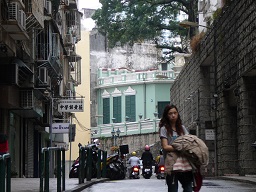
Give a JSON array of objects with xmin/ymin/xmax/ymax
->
[{"xmin": 161, "ymin": 138, "xmax": 175, "ymax": 152}]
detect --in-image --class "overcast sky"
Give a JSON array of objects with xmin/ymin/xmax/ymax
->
[
  {"xmin": 78, "ymin": 0, "xmax": 101, "ymax": 9},
  {"xmin": 79, "ymin": 0, "xmax": 101, "ymax": 30}
]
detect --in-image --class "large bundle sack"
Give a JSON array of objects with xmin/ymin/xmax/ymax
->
[{"xmin": 172, "ymin": 134, "xmax": 209, "ymax": 166}]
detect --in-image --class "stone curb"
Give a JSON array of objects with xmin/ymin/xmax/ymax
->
[
  {"xmin": 207, "ymin": 176, "xmax": 256, "ymax": 186},
  {"xmin": 65, "ymin": 178, "xmax": 110, "ymax": 192}
]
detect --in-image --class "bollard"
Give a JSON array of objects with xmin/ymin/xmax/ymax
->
[
  {"xmin": 0, "ymin": 154, "xmax": 11, "ymax": 192},
  {"xmin": 62, "ymin": 148, "xmax": 65, "ymax": 191},
  {"xmin": 5, "ymin": 154, "xmax": 11, "ymax": 192},
  {"xmin": 101, "ymin": 151, "xmax": 107, "ymax": 178},
  {"xmin": 86, "ymin": 147, "xmax": 92, "ymax": 181},
  {"xmin": 57, "ymin": 150, "xmax": 61, "ymax": 192},
  {"xmin": 40, "ymin": 147, "xmax": 66, "ymax": 192},
  {"xmin": 0, "ymin": 155, "xmax": 5, "ymax": 192},
  {"xmin": 44, "ymin": 150, "xmax": 50, "ymax": 192},
  {"xmin": 97, "ymin": 149, "xmax": 102, "ymax": 179},
  {"xmin": 40, "ymin": 148, "xmax": 47, "ymax": 192},
  {"xmin": 79, "ymin": 146, "xmax": 86, "ymax": 184}
]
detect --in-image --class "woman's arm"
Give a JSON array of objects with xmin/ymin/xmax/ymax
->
[{"xmin": 161, "ymin": 138, "xmax": 175, "ymax": 152}]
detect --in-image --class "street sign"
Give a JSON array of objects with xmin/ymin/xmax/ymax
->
[
  {"xmin": 52, "ymin": 123, "xmax": 70, "ymax": 133},
  {"xmin": 205, "ymin": 129, "xmax": 215, "ymax": 140},
  {"xmin": 58, "ymin": 99, "xmax": 84, "ymax": 112}
]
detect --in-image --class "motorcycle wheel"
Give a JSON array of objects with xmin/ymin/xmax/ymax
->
[{"xmin": 69, "ymin": 168, "xmax": 78, "ymax": 178}]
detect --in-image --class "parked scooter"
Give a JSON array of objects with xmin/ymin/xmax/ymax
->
[
  {"xmin": 69, "ymin": 144, "xmax": 98, "ymax": 178},
  {"xmin": 105, "ymin": 153, "xmax": 126, "ymax": 180},
  {"xmin": 129, "ymin": 165, "xmax": 140, "ymax": 179},
  {"xmin": 142, "ymin": 164, "xmax": 152, "ymax": 179}
]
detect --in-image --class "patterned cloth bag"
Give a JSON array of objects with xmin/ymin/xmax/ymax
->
[{"xmin": 172, "ymin": 156, "xmax": 193, "ymax": 172}]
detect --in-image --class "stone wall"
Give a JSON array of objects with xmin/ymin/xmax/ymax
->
[
  {"xmin": 98, "ymin": 133, "xmax": 161, "ymax": 159},
  {"xmin": 170, "ymin": 0, "xmax": 256, "ymax": 176}
]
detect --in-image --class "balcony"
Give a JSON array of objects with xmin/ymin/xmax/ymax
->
[
  {"xmin": 1, "ymin": 2, "xmax": 29, "ymax": 40},
  {"xmin": 10, "ymin": 89, "xmax": 44, "ymax": 118},
  {"xmin": 25, "ymin": 0, "xmax": 44, "ymax": 33},
  {"xmin": 97, "ymin": 70, "xmax": 175, "ymax": 88},
  {"xmin": 91, "ymin": 119, "xmax": 160, "ymax": 139},
  {"xmin": 69, "ymin": 55, "xmax": 81, "ymax": 86}
]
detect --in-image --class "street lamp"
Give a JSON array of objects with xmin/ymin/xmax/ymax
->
[
  {"xmin": 138, "ymin": 114, "xmax": 143, "ymax": 134},
  {"xmin": 179, "ymin": 21, "xmax": 211, "ymax": 29},
  {"xmin": 111, "ymin": 127, "xmax": 120, "ymax": 147}
]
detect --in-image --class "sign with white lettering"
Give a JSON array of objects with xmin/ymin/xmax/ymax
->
[
  {"xmin": 52, "ymin": 123, "xmax": 70, "ymax": 133},
  {"xmin": 205, "ymin": 129, "xmax": 215, "ymax": 140},
  {"xmin": 58, "ymin": 99, "xmax": 84, "ymax": 112}
]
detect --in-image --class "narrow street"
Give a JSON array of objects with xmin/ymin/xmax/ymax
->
[{"xmin": 82, "ymin": 177, "xmax": 256, "ymax": 192}]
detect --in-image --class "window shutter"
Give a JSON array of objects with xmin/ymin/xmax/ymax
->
[
  {"xmin": 113, "ymin": 97, "xmax": 121, "ymax": 123},
  {"xmin": 125, "ymin": 95, "xmax": 135, "ymax": 122},
  {"xmin": 103, "ymin": 98, "xmax": 110, "ymax": 124}
]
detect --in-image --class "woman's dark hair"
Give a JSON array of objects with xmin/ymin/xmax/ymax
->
[{"xmin": 159, "ymin": 104, "xmax": 184, "ymax": 136}]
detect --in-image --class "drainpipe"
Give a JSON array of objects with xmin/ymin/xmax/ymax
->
[{"xmin": 213, "ymin": 26, "xmax": 218, "ymax": 177}]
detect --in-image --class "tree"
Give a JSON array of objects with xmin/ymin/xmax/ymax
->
[{"xmin": 92, "ymin": 0, "xmax": 198, "ymax": 63}]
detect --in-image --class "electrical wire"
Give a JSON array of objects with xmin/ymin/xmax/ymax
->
[{"xmin": 73, "ymin": 115, "xmax": 90, "ymax": 131}]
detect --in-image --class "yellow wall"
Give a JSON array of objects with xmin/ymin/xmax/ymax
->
[{"xmin": 67, "ymin": 31, "xmax": 91, "ymax": 161}]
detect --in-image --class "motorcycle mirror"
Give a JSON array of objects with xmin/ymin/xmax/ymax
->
[{"xmin": 93, "ymin": 139, "xmax": 100, "ymax": 145}]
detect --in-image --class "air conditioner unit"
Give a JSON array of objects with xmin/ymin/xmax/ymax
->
[
  {"xmin": 18, "ymin": 10, "xmax": 26, "ymax": 30},
  {"xmin": 20, "ymin": 90, "xmax": 34, "ymax": 108},
  {"xmin": 8, "ymin": 2, "xmax": 18, "ymax": 20},
  {"xmin": 39, "ymin": 67, "xmax": 48, "ymax": 84},
  {"xmin": 46, "ymin": 0, "xmax": 52, "ymax": 14}
]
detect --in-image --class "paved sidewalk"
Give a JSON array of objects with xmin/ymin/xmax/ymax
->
[
  {"xmin": 217, "ymin": 175, "xmax": 256, "ymax": 185},
  {"xmin": 10, "ymin": 177, "xmax": 109, "ymax": 192},
  {"xmin": 9, "ymin": 175, "xmax": 256, "ymax": 192}
]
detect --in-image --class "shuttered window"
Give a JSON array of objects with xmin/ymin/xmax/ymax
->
[
  {"xmin": 158, "ymin": 101, "xmax": 170, "ymax": 118},
  {"xmin": 113, "ymin": 96, "xmax": 121, "ymax": 123},
  {"xmin": 125, "ymin": 95, "xmax": 136, "ymax": 122},
  {"xmin": 103, "ymin": 98, "xmax": 110, "ymax": 124}
]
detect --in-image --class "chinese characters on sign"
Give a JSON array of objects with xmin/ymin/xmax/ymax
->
[{"xmin": 58, "ymin": 99, "xmax": 84, "ymax": 112}]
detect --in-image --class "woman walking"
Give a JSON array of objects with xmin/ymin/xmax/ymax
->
[{"xmin": 159, "ymin": 104, "xmax": 193, "ymax": 192}]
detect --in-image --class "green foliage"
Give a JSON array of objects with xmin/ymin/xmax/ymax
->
[
  {"xmin": 92, "ymin": 0, "xmax": 197, "ymax": 62},
  {"xmin": 213, "ymin": 8, "xmax": 222, "ymax": 20}
]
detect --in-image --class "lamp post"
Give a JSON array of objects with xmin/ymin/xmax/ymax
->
[
  {"xmin": 179, "ymin": 21, "xmax": 211, "ymax": 29},
  {"xmin": 125, "ymin": 116, "xmax": 129, "ymax": 135},
  {"xmin": 153, "ymin": 112, "xmax": 158, "ymax": 132},
  {"xmin": 48, "ymin": 75, "xmax": 63, "ymax": 177},
  {"xmin": 138, "ymin": 114, "xmax": 143, "ymax": 134},
  {"xmin": 111, "ymin": 127, "xmax": 120, "ymax": 147}
]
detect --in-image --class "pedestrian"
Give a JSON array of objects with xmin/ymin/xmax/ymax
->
[
  {"xmin": 159, "ymin": 104, "xmax": 193, "ymax": 192},
  {"xmin": 0, "ymin": 133, "xmax": 9, "ymax": 155}
]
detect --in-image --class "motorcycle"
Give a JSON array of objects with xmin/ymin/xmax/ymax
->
[
  {"xmin": 69, "ymin": 144, "xmax": 98, "ymax": 178},
  {"xmin": 142, "ymin": 164, "xmax": 152, "ymax": 179},
  {"xmin": 156, "ymin": 165, "xmax": 165, "ymax": 179},
  {"xmin": 105, "ymin": 153, "xmax": 126, "ymax": 180},
  {"xmin": 129, "ymin": 165, "xmax": 140, "ymax": 179}
]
